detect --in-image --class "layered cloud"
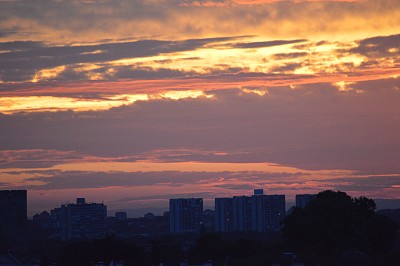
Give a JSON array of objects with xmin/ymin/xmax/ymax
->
[
  {"xmin": 1, "ymin": 82, "xmax": 399, "ymax": 173},
  {"xmin": 0, "ymin": 33, "xmax": 399, "ymax": 116},
  {"xmin": 1, "ymin": 0, "xmax": 399, "ymax": 43},
  {"xmin": 1, "ymin": 34, "xmax": 398, "ymax": 85},
  {"xmin": 1, "ymin": 0, "xmax": 399, "ymax": 215}
]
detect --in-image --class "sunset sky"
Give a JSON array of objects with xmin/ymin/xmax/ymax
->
[{"xmin": 1, "ymin": 0, "xmax": 399, "ymax": 216}]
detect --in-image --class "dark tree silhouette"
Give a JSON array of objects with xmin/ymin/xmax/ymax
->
[{"xmin": 282, "ymin": 190, "xmax": 398, "ymax": 265}]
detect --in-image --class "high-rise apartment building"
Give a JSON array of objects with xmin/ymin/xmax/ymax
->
[
  {"xmin": 54, "ymin": 198, "xmax": 107, "ymax": 240},
  {"xmin": 215, "ymin": 189, "xmax": 285, "ymax": 233},
  {"xmin": 0, "ymin": 190, "xmax": 27, "ymax": 239},
  {"xmin": 215, "ymin": 198, "xmax": 233, "ymax": 232},
  {"xmin": 264, "ymin": 194, "xmax": 285, "ymax": 232},
  {"xmin": 251, "ymin": 192, "xmax": 268, "ymax": 232},
  {"xmin": 169, "ymin": 198, "xmax": 203, "ymax": 233},
  {"xmin": 232, "ymin": 196, "xmax": 253, "ymax": 232},
  {"xmin": 296, "ymin": 194, "xmax": 317, "ymax": 209}
]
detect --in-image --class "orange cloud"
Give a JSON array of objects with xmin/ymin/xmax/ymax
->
[
  {"xmin": 1, "ymin": 0, "xmax": 399, "ymax": 44},
  {"xmin": 2, "ymin": 67, "xmax": 399, "ymax": 97},
  {"xmin": 182, "ymin": 0, "xmax": 363, "ymax": 7},
  {"xmin": 1, "ymin": 67, "xmax": 399, "ymax": 113}
]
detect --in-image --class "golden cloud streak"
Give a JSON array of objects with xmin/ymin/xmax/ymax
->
[
  {"xmin": 0, "ymin": 90, "xmax": 214, "ymax": 114},
  {"xmin": 32, "ymin": 66, "xmax": 67, "ymax": 83},
  {"xmin": 1, "ymin": 1, "xmax": 399, "ymax": 44},
  {"xmin": 1, "ymin": 67, "xmax": 399, "ymax": 114},
  {"xmin": 2, "ymin": 67, "xmax": 399, "ymax": 96},
  {"xmin": 182, "ymin": 0, "xmax": 363, "ymax": 7}
]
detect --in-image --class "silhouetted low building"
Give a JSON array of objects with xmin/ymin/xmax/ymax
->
[
  {"xmin": 32, "ymin": 211, "xmax": 52, "ymax": 229},
  {"xmin": 115, "ymin": 211, "xmax": 128, "ymax": 221},
  {"xmin": 144, "ymin": 212, "xmax": 155, "ymax": 219}
]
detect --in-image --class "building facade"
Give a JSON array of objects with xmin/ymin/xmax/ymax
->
[
  {"xmin": 264, "ymin": 194, "xmax": 285, "ymax": 232},
  {"xmin": 0, "ymin": 190, "xmax": 27, "ymax": 239},
  {"xmin": 215, "ymin": 190, "xmax": 285, "ymax": 233},
  {"xmin": 169, "ymin": 198, "xmax": 203, "ymax": 233},
  {"xmin": 295, "ymin": 194, "xmax": 317, "ymax": 209},
  {"xmin": 215, "ymin": 198, "xmax": 233, "ymax": 233},
  {"xmin": 232, "ymin": 196, "xmax": 253, "ymax": 232},
  {"xmin": 53, "ymin": 198, "xmax": 107, "ymax": 240}
]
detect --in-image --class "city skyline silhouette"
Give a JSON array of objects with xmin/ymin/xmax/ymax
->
[{"xmin": 0, "ymin": 1, "xmax": 400, "ymax": 264}]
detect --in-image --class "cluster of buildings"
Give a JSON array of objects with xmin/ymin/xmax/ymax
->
[
  {"xmin": 170, "ymin": 189, "xmax": 309, "ymax": 234},
  {"xmin": 1, "ymin": 189, "xmax": 317, "ymax": 241},
  {"xmin": 0, "ymin": 191, "xmax": 107, "ymax": 241}
]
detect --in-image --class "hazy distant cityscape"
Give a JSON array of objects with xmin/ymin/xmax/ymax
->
[
  {"xmin": 2, "ymin": 189, "xmax": 302, "ymax": 241},
  {"xmin": 1, "ymin": 189, "xmax": 399, "ymax": 265}
]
